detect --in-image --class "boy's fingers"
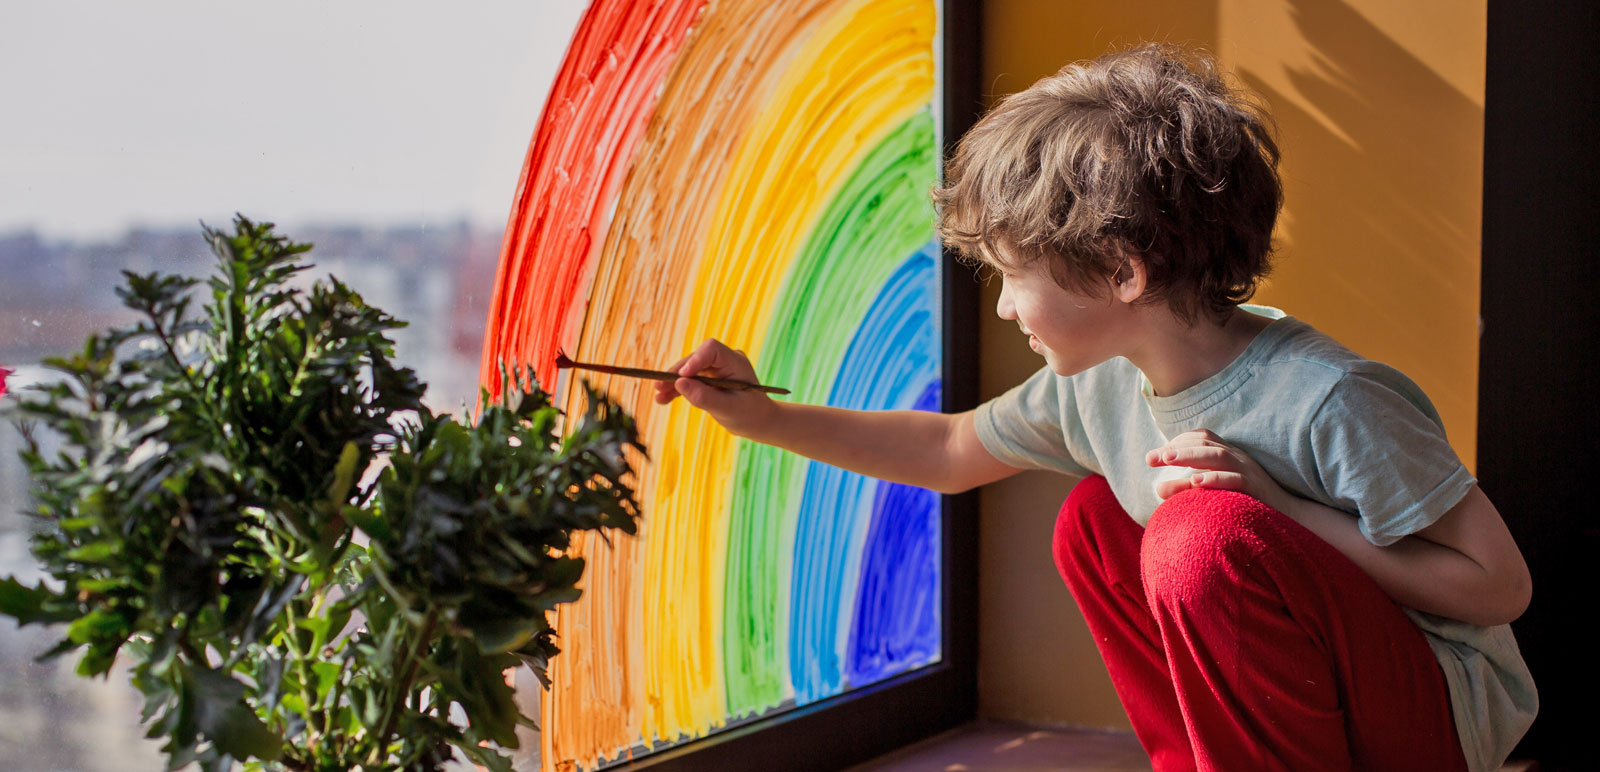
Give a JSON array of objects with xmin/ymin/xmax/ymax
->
[
  {"xmin": 677, "ymin": 377, "xmax": 741, "ymax": 413},
  {"xmin": 1154, "ymin": 477, "xmax": 1191, "ymax": 499},
  {"xmin": 1156, "ymin": 470, "xmax": 1247, "ymax": 499},
  {"xmin": 1168, "ymin": 429, "xmax": 1223, "ymax": 448},
  {"xmin": 1145, "ymin": 443, "xmax": 1186, "ymax": 465},
  {"xmin": 677, "ymin": 376, "xmax": 723, "ymax": 403},
  {"xmin": 675, "ymin": 377, "xmax": 701, "ymax": 403},
  {"xmin": 1150, "ymin": 445, "xmax": 1232, "ymax": 469},
  {"xmin": 1189, "ymin": 471, "xmax": 1246, "ymax": 490},
  {"xmin": 1147, "ymin": 430, "xmax": 1225, "ymax": 465},
  {"xmin": 678, "ymin": 341, "xmax": 718, "ymax": 376},
  {"xmin": 682, "ymin": 340, "xmax": 760, "ymax": 383},
  {"xmin": 655, "ymin": 352, "xmax": 693, "ymax": 403}
]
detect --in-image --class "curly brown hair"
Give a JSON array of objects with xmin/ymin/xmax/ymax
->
[{"xmin": 934, "ymin": 44, "xmax": 1283, "ymax": 324}]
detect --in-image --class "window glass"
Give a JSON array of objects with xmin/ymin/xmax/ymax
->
[{"xmin": 0, "ymin": 3, "xmax": 585, "ymax": 769}]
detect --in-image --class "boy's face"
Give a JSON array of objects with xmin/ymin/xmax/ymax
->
[{"xmin": 994, "ymin": 255, "xmax": 1133, "ymax": 377}]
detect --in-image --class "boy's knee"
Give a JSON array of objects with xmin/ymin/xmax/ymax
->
[{"xmin": 1140, "ymin": 488, "xmax": 1277, "ymax": 602}]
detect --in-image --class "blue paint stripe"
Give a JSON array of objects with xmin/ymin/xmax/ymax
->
[
  {"xmin": 846, "ymin": 378, "xmax": 942, "ymax": 684},
  {"xmin": 788, "ymin": 243, "xmax": 940, "ymax": 704}
]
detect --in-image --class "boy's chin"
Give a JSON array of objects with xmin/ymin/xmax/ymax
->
[
  {"xmin": 1029, "ymin": 337, "xmax": 1064, "ymax": 373},
  {"xmin": 1040, "ymin": 352, "xmax": 1078, "ymax": 377},
  {"xmin": 1039, "ymin": 349, "xmax": 1100, "ymax": 378}
]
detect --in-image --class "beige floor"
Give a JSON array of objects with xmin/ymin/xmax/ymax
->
[
  {"xmin": 847, "ymin": 722, "xmax": 1152, "ymax": 772},
  {"xmin": 847, "ymin": 722, "xmax": 1543, "ymax": 772}
]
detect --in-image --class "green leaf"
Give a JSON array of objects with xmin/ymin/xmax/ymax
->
[
  {"xmin": 240, "ymin": 578, "xmax": 304, "ymax": 645},
  {"xmin": 183, "ymin": 665, "xmax": 283, "ymax": 762},
  {"xmin": 65, "ymin": 541, "xmax": 118, "ymax": 564},
  {"xmin": 451, "ymin": 738, "xmax": 515, "ymax": 772},
  {"xmin": 0, "ymin": 576, "xmax": 77, "ymax": 626},
  {"xmin": 37, "ymin": 637, "xmax": 83, "ymax": 662},
  {"xmin": 447, "ymin": 648, "xmax": 520, "ymax": 748},
  {"xmin": 456, "ymin": 615, "xmax": 539, "ymax": 655},
  {"xmin": 544, "ymin": 555, "xmax": 585, "ymax": 589},
  {"xmin": 76, "ymin": 576, "xmax": 130, "ymax": 594},
  {"xmin": 77, "ymin": 642, "xmax": 121, "ymax": 677},
  {"xmin": 345, "ymin": 505, "xmax": 389, "ymax": 542},
  {"xmin": 321, "ymin": 603, "xmax": 353, "ymax": 651},
  {"xmin": 434, "ymin": 420, "xmax": 470, "ymax": 456},
  {"xmin": 67, "ymin": 609, "xmax": 131, "ymax": 645},
  {"xmin": 359, "ymin": 685, "xmax": 384, "ymax": 728},
  {"xmin": 310, "ymin": 661, "xmax": 341, "ymax": 701},
  {"xmin": 530, "ymin": 586, "xmax": 583, "ymax": 610},
  {"xmin": 324, "ymin": 440, "xmax": 361, "ymax": 514}
]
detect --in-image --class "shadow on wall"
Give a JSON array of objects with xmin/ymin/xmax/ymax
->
[{"xmin": 1241, "ymin": 0, "xmax": 1485, "ymax": 463}]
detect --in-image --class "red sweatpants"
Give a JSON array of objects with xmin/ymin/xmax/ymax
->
[{"xmin": 1053, "ymin": 476, "xmax": 1468, "ymax": 772}]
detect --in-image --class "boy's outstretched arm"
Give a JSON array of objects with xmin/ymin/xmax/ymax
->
[
  {"xmin": 654, "ymin": 338, "xmax": 1021, "ymax": 494},
  {"xmin": 1149, "ymin": 429, "xmax": 1533, "ymax": 627}
]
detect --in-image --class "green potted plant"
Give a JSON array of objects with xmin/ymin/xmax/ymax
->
[{"xmin": 0, "ymin": 217, "xmax": 641, "ymax": 772}]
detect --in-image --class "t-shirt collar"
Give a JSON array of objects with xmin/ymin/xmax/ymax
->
[{"xmin": 1140, "ymin": 305, "xmax": 1298, "ymax": 418}]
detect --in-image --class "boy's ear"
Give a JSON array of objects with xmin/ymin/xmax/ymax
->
[{"xmin": 1112, "ymin": 255, "xmax": 1148, "ymax": 303}]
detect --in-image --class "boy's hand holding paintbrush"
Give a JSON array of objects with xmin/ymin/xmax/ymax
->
[
  {"xmin": 648, "ymin": 338, "xmax": 1017, "ymax": 494},
  {"xmin": 551, "ymin": 342, "xmax": 787, "ymax": 439},
  {"xmin": 648, "ymin": 339, "xmax": 781, "ymax": 438}
]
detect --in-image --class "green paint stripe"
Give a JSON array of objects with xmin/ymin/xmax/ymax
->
[{"xmin": 722, "ymin": 110, "xmax": 938, "ymax": 716}]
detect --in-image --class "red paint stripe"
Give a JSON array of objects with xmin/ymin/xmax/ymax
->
[{"xmin": 479, "ymin": 0, "xmax": 707, "ymax": 400}]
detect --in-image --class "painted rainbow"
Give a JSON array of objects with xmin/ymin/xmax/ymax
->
[{"xmin": 479, "ymin": 0, "xmax": 943, "ymax": 768}]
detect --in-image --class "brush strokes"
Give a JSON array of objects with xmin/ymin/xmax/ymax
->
[
  {"xmin": 724, "ymin": 111, "xmax": 936, "ymax": 717},
  {"xmin": 847, "ymin": 377, "xmax": 943, "ymax": 685},
  {"xmin": 479, "ymin": 0, "xmax": 942, "ymax": 768},
  {"xmin": 479, "ymin": 0, "xmax": 707, "ymax": 398},
  {"xmin": 789, "ymin": 247, "xmax": 939, "ymax": 704}
]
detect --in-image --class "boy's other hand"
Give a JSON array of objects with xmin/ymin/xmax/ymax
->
[
  {"xmin": 1146, "ymin": 429, "xmax": 1295, "ymax": 515},
  {"xmin": 653, "ymin": 338, "xmax": 777, "ymax": 438}
]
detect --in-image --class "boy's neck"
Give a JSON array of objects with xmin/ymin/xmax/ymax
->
[{"xmin": 1127, "ymin": 307, "xmax": 1275, "ymax": 397}]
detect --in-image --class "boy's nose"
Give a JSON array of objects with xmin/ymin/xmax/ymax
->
[{"xmin": 995, "ymin": 280, "xmax": 1017, "ymax": 320}]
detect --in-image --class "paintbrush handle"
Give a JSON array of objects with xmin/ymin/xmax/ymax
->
[
  {"xmin": 556, "ymin": 354, "xmax": 790, "ymax": 395},
  {"xmin": 687, "ymin": 373, "xmax": 791, "ymax": 395}
]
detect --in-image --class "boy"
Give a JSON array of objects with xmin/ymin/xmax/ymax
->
[{"xmin": 654, "ymin": 44, "xmax": 1536, "ymax": 771}]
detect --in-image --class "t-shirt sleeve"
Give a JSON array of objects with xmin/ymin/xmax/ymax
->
[
  {"xmin": 1309, "ymin": 367, "xmax": 1476, "ymax": 546},
  {"xmin": 973, "ymin": 366, "xmax": 1093, "ymax": 478}
]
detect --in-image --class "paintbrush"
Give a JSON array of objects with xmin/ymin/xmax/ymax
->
[{"xmin": 555, "ymin": 350, "xmax": 791, "ymax": 395}]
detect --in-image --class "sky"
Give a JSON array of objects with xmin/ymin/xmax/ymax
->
[{"xmin": 0, "ymin": 1, "xmax": 590, "ymax": 241}]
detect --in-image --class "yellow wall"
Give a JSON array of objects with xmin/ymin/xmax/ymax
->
[{"xmin": 976, "ymin": 0, "xmax": 1487, "ymax": 730}]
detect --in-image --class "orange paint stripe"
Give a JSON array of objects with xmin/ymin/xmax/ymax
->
[{"xmin": 544, "ymin": 1, "xmax": 861, "ymax": 765}]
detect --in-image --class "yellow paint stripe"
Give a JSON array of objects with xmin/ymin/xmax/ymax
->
[
  {"xmin": 544, "ymin": 1, "xmax": 851, "ymax": 764},
  {"xmin": 647, "ymin": 0, "xmax": 933, "ymax": 742},
  {"xmin": 541, "ymin": 0, "xmax": 935, "ymax": 765}
]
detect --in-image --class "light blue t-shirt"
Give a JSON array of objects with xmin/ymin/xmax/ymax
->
[{"xmin": 974, "ymin": 308, "xmax": 1537, "ymax": 772}]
